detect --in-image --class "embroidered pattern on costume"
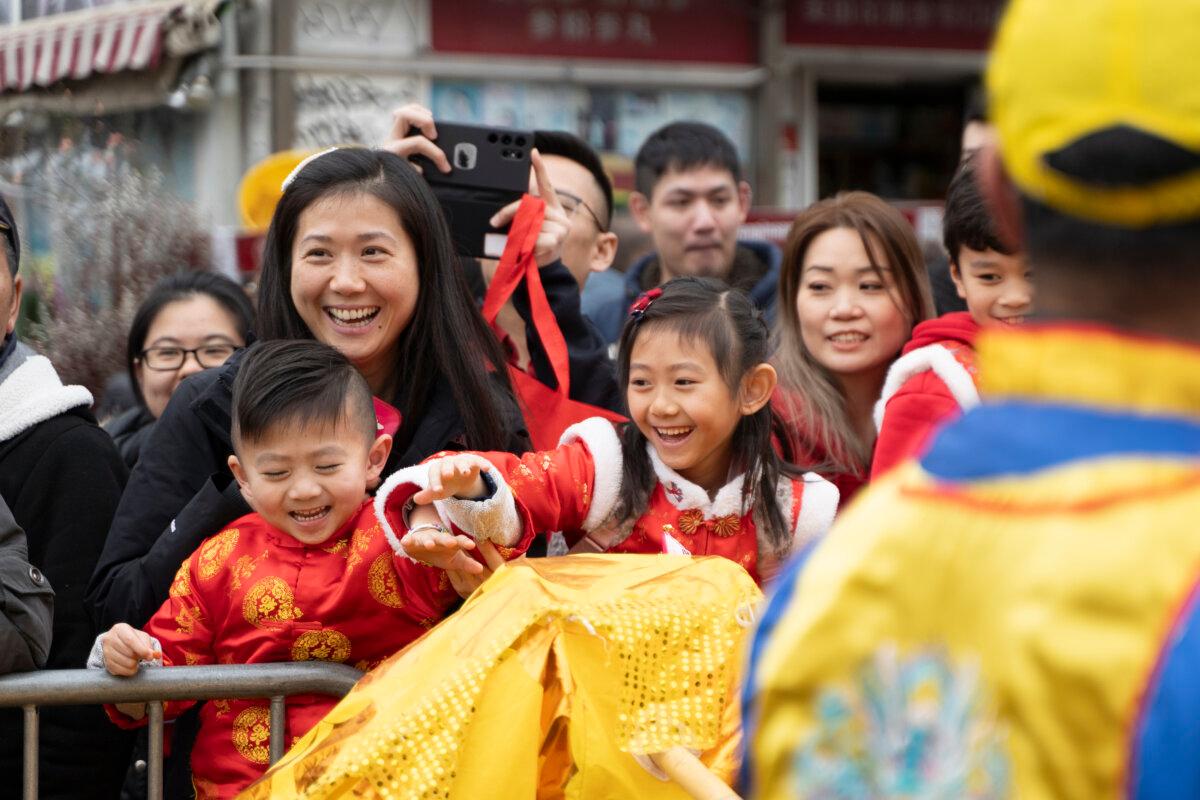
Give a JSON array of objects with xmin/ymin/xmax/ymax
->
[
  {"xmin": 367, "ymin": 553, "xmax": 405, "ymax": 609},
  {"xmin": 197, "ymin": 529, "xmax": 239, "ymax": 580},
  {"xmin": 791, "ymin": 645, "xmax": 1009, "ymax": 798},
  {"xmin": 291, "ymin": 629, "xmax": 352, "ymax": 663},
  {"xmin": 229, "ymin": 549, "xmax": 269, "ymax": 593},
  {"xmin": 232, "ymin": 706, "xmax": 272, "ymax": 764},
  {"xmin": 345, "ymin": 524, "xmax": 377, "ymax": 575},
  {"xmin": 168, "ymin": 560, "xmax": 191, "ymax": 599},
  {"xmin": 243, "ymin": 577, "xmax": 303, "ymax": 628}
]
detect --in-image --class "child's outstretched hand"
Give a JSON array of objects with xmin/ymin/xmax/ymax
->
[
  {"xmin": 413, "ymin": 454, "xmax": 493, "ymax": 504},
  {"xmin": 401, "ymin": 522, "xmax": 482, "ymax": 574},
  {"xmin": 102, "ymin": 622, "xmax": 161, "ymax": 677}
]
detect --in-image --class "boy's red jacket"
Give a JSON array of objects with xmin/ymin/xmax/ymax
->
[{"xmin": 870, "ymin": 312, "xmax": 981, "ymax": 477}]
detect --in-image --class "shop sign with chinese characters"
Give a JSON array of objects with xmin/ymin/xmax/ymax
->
[
  {"xmin": 432, "ymin": 0, "xmax": 757, "ymax": 64},
  {"xmin": 785, "ymin": 0, "xmax": 1004, "ymax": 50}
]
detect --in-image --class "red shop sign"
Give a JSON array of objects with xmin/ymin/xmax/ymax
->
[
  {"xmin": 432, "ymin": 0, "xmax": 757, "ymax": 64},
  {"xmin": 785, "ymin": 0, "xmax": 1004, "ymax": 51}
]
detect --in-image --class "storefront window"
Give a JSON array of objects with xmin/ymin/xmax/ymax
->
[
  {"xmin": 817, "ymin": 80, "xmax": 967, "ymax": 201},
  {"xmin": 430, "ymin": 80, "xmax": 753, "ymax": 163}
]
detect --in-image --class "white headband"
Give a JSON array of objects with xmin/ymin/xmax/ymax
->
[{"xmin": 281, "ymin": 147, "xmax": 340, "ymax": 191}]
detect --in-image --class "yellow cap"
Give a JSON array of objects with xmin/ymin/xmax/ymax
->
[
  {"xmin": 237, "ymin": 149, "xmax": 319, "ymax": 231},
  {"xmin": 987, "ymin": 0, "xmax": 1200, "ymax": 227}
]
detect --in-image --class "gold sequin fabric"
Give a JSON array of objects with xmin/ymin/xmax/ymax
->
[{"xmin": 240, "ymin": 554, "xmax": 761, "ymax": 799}]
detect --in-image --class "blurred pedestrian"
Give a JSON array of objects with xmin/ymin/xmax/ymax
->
[{"xmin": 0, "ymin": 194, "xmax": 133, "ymax": 798}]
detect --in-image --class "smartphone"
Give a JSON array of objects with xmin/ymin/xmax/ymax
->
[{"xmin": 408, "ymin": 122, "xmax": 533, "ymax": 259}]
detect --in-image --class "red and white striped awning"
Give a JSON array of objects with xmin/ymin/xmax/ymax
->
[{"xmin": 0, "ymin": 0, "xmax": 220, "ymax": 94}]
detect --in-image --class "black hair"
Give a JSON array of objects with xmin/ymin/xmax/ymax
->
[
  {"xmin": 533, "ymin": 130, "xmax": 614, "ymax": 228},
  {"xmin": 127, "ymin": 270, "xmax": 255, "ymax": 410},
  {"xmin": 257, "ymin": 147, "xmax": 518, "ymax": 453},
  {"xmin": 1, "ymin": 234, "xmax": 14, "ymax": 278},
  {"xmin": 231, "ymin": 340, "xmax": 376, "ymax": 449},
  {"xmin": 963, "ymin": 89, "xmax": 987, "ymax": 127},
  {"xmin": 634, "ymin": 121, "xmax": 741, "ymax": 198},
  {"xmin": 943, "ymin": 153, "xmax": 1014, "ymax": 266},
  {"xmin": 614, "ymin": 277, "xmax": 807, "ymax": 558}
]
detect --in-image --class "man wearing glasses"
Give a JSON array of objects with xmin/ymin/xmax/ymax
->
[{"xmin": 0, "ymin": 195, "xmax": 133, "ymax": 798}]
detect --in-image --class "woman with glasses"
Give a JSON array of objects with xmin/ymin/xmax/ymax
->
[{"xmin": 103, "ymin": 271, "xmax": 253, "ymax": 467}]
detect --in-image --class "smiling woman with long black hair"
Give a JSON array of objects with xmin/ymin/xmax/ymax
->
[{"xmin": 87, "ymin": 148, "xmax": 540, "ymax": 632}]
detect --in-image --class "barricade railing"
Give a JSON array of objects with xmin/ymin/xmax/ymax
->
[{"xmin": 0, "ymin": 662, "xmax": 363, "ymax": 800}]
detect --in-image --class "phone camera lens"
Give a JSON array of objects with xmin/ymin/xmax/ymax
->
[
  {"xmin": 515, "ymin": 136, "xmax": 526, "ymax": 147},
  {"xmin": 487, "ymin": 133, "xmax": 498, "ymax": 143},
  {"xmin": 501, "ymin": 134, "xmax": 513, "ymax": 145}
]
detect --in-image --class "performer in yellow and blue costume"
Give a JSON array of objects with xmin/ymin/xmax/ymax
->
[
  {"xmin": 745, "ymin": 325, "xmax": 1200, "ymax": 798},
  {"xmin": 744, "ymin": 0, "xmax": 1200, "ymax": 797}
]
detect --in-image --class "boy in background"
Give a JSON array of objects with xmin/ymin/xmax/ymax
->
[{"xmin": 870, "ymin": 154, "xmax": 1031, "ymax": 476}]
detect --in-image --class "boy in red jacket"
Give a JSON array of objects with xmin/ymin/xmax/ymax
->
[{"xmin": 870, "ymin": 155, "xmax": 1032, "ymax": 476}]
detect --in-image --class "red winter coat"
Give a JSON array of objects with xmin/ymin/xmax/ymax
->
[{"xmin": 870, "ymin": 312, "xmax": 981, "ymax": 477}]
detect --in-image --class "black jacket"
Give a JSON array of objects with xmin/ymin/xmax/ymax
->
[
  {"xmin": 87, "ymin": 347, "xmax": 529, "ymax": 631},
  {"xmin": 0, "ymin": 364, "xmax": 133, "ymax": 799},
  {"xmin": 103, "ymin": 404, "xmax": 156, "ymax": 469}
]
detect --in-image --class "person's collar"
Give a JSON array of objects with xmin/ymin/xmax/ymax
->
[{"xmin": 979, "ymin": 323, "xmax": 1200, "ymax": 419}]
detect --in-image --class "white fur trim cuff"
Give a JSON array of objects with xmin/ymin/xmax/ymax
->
[
  {"xmin": 874, "ymin": 344, "xmax": 980, "ymax": 431},
  {"xmin": 374, "ymin": 465, "xmax": 452, "ymax": 561},
  {"xmin": 438, "ymin": 462, "xmax": 522, "ymax": 547},
  {"xmin": 793, "ymin": 472, "xmax": 839, "ymax": 548},
  {"xmin": 559, "ymin": 417, "xmax": 623, "ymax": 532}
]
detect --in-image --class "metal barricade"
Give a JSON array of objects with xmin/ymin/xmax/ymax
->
[{"xmin": 0, "ymin": 662, "xmax": 363, "ymax": 800}]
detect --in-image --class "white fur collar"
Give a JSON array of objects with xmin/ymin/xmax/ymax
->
[
  {"xmin": 646, "ymin": 444, "xmax": 749, "ymax": 519},
  {"xmin": 874, "ymin": 343, "xmax": 980, "ymax": 431},
  {"xmin": 0, "ymin": 355, "xmax": 92, "ymax": 442}
]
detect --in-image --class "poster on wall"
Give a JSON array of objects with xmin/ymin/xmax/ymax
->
[
  {"xmin": 294, "ymin": 0, "xmax": 426, "ymax": 58},
  {"xmin": 294, "ymin": 73, "xmax": 428, "ymax": 149},
  {"xmin": 431, "ymin": 82, "xmax": 587, "ymax": 132}
]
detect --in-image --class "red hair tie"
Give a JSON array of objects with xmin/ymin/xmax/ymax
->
[{"xmin": 628, "ymin": 287, "xmax": 663, "ymax": 319}]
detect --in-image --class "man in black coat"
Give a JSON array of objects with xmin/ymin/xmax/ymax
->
[{"xmin": 0, "ymin": 196, "xmax": 133, "ymax": 798}]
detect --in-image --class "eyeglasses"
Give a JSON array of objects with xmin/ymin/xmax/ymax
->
[
  {"xmin": 555, "ymin": 190, "xmax": 608, "ymax": 232},
  {"xmin": 139, "ymin": 343, "xmax": 240, "ymax": 371}
]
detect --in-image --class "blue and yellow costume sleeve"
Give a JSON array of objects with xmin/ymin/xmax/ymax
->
[{"xmin": 743, "ymin": 326, "xmax": 1200, "ymax": 799}]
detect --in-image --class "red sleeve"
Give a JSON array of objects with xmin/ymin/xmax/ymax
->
[
  {"xmin": 104, "ymin": 555, "xmax": 216, "ymax": 729},
  {"xmin": 391, "ymin": 554, "xmax": 460, "ymax": 622},
  {"xmin": 871, "ymin": 373, "xmax": 964, "ymax": 478},
  {"xmin": 477, "ymin": 441, "xmax": 596, "ymax": 540},
  {"xmin": 375, "ymin": 439, "xmax": 600, "ymax": 560}
]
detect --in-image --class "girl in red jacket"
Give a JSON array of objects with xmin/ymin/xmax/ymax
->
[
  {"xmin": 393, "ymin": 277, "xmax": 840, "ymax": 586},
  {"xmin": 871, "ymin": 155, "xmax": 1033, "ymax": 477}
]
